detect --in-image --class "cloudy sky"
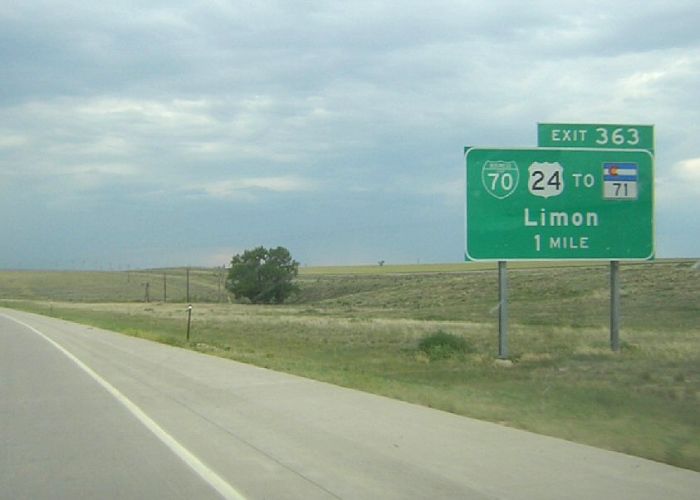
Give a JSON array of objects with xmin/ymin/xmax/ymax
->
[{"xmin": 1, "ymin": 0, "xmax": 699, "ymax": 269}]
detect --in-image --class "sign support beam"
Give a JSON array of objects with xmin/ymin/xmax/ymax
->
[
  {"xmin": 610, "ymin": 261, "xmax": 621, "ymax": 352},
  {"xmin": 498, "ymin": 261, "xmax": 509, "ymax": 359}
]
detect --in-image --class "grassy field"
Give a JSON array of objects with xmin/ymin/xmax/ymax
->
[
  {"xmin": 0, "ymin": 267, "xmax": 226, "ymax": 303},
  {"xmin": 1, "ymin": 260, "xmax": 699, "ymax": 470}
]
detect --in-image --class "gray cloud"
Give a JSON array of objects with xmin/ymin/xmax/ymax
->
[{"xmin": 1, "ymin": 0, "xmax": 699, "ymax": 268}]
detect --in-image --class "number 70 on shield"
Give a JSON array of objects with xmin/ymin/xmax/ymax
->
[{"xmin": 486, "ymin": 172, "xmax": 515, "ymax": 191}]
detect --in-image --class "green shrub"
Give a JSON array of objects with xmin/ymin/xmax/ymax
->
[{"xmin": 418, "ymin": 331, "xmax": 473, "ymax": 360}]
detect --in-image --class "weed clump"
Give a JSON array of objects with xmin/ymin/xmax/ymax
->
[{"xmin": 418, "ymin": 331, "xmax": 473, "ymax": 361}]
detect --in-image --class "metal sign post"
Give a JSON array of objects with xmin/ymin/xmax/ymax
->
[
  {"xmin": 498, "ymin": 261, "xmax": 508, "ymax": 359},
  {"xmin": 610, "ymin": 261, "xmax": 621, "ymax": 351}
]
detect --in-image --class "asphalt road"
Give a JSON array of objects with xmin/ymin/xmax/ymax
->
[{"xmin": 1, "ymin": 308, "xmax": 699, "ymax": 499}]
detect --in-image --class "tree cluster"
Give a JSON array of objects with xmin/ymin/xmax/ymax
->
[{"xmin": 226, "ymin": 246, "xmax": 299, "ymax": 304}]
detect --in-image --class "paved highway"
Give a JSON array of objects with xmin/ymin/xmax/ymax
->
[{"xmin": 1, "ymin": 308, "xmax": 699, "ymax": 499}]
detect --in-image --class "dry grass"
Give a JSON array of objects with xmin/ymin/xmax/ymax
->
[{"xmin": 1, "ymin": 259, "xmax": 698, "ymax": 470}]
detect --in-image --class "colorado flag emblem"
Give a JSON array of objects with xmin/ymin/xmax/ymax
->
[{"xmin": 603, "ymin": 162, "xmax": 638, "ymax": 199}]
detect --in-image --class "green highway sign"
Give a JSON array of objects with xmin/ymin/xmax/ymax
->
[
  {"xmin": 465, "ymin": 147, "xmax": 654, "ymax": 261},
  {"xmin": 538, "ymin": 123, "xmax": 654, "ymax": 153}
]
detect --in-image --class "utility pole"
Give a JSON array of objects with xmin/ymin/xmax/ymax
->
[
  {"xmin": 218, "ymin": 265, "xmax": 225, "ymax": 302},
  {"xmin": 144, "ymin": 282, "xmax": 150, "ymax": 303}
]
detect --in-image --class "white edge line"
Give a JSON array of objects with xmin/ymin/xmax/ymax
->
[{"xmin": 2, "ymin": 313, "xmax": 246, "ymax": 500}]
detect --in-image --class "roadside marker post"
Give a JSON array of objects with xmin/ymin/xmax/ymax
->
[{"xmin": 186, "ymin": 304, "xmax": 193, "ymax": 342}]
